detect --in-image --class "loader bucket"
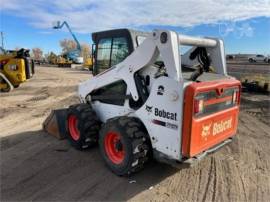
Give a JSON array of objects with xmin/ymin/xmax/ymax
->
[{"xmin": 43, "ymin": 109, "xmax": 68, "ymax": 140}]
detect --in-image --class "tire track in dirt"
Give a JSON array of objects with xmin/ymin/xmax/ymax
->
[{"xmin": 201, "ymin": 158, "xmax": 214, "ymax": 202}]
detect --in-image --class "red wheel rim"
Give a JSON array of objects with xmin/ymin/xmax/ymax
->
[
  {"xmin": 68, "ymin": 115, "xmax": 80, "ymax": 141},
  {"xmin": 104, "ymin": 131, "xmax": 125, "ymax": 164}
]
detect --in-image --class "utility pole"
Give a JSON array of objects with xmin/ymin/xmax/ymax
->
[{"xmin": 1, "ymin": 31, "xmax": 4, "ymax": 49}]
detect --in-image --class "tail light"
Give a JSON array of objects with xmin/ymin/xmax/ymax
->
[
  {"xmin": 0, "ymin": 59, "xmax": 9, "ymax": 68},
  {"xmin": 193, "ymin": 86, "xmax": 240, "ymax": 117},
  {"xmin": 194, "ymin": 99, "xmax": 204, "ymax": 114},
  {"xmin": 232, "ymin": 89, "xmax": 240, "ymax": 105}
]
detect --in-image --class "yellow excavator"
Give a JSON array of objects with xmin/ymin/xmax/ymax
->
[
  {"xmin": 57, "ymin": 54, "xmax": 72, "ymax": 67},
  {"xmin": 0, "ymin": 48, "xmax": 35, "ymax": 92},
  {"xmin": 47, "ymin": 52, "xmax": 58, "ymax": 65}
]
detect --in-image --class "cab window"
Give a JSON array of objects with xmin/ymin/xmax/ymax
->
[
  {"xmin": 136, "ymin": 36, "xmax": 146, "ymax": 46},
  {"xmin": 96, "ymin": 37, "xmax": 129, "ymax": 74},
  {"xmin": 96, "ymin": 38, "xmax": 112, "ymax": 73},
  {"xmin": 111, "ymin": 37, "xmax": 129, "ymax": 66}
]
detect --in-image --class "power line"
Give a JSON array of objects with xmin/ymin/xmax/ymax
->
[{"xmin": 1, "ymin": 31, "xmax": 4, "ymax": 49}]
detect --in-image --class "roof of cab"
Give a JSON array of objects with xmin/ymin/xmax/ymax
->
[{"xmin": 91, "ymin": 28, "xmax": 149, "ymax": 43}]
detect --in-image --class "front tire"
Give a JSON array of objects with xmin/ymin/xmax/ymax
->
[
  {"xmin": 66, "ymin": 104, "xmax": 101, "ymax": 150},
  {"xmin": 99, "ymin": 117, "xmax": 150, "ymax": 176}
]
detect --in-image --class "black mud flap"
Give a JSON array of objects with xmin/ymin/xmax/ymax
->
[
  {"xmin": 24, "ymin": 58, "xmax": 35, "ymax": 79},
  {"xmin": 43, "ymin": 109, "xmax": 68, "ymax": 140},
  {"xmin": 24, "ymin": 58, "xmax": 31, "ymax": 79},
  {"xmin": 31, "ymin": 59, "xmax": 35, "ymax": 75}
]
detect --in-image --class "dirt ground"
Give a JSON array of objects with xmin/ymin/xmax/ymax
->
[
  {"xmin": 1, "ymin": 66, "xmax": 270, "ymax": 201},
  {"xmin": 227, "ymin": 60, "xmax": 270, "ymax": 82}
]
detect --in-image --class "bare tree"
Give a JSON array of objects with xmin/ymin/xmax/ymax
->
[
  {"xmin": 59, "ymin": 39, "xmax": 77, "ymax": 53},
  {"xmin": 32, "ymin": 48, "xmax": 43, "ymax": 60},
  {"xmin": 81, "ymin": 43, "xmax": 91, "ymax": 61}
]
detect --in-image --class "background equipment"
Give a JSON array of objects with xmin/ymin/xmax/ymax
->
[
  {"xmin": 0, "ymin": 48, "xmax": 35, "ymax": 92},
  {"xmin": 53, "ymin": 21, "xmax": 83, "ymax": 64}
]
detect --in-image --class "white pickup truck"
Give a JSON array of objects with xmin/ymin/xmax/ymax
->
[{"xmin": 248, "ymin": 54, "xmax": 270, "ymax": 63}]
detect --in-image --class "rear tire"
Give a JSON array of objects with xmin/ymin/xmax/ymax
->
[
  {"xmin": 31, "ymin": 60, "xmax": 35, "ymax": 75},
  {"xmin": 24, "ymin": 58, "xmax": 31, "ymax": 79},
  {"xmin": 66, "ymin": 104, "xmax": 101, "ymax": 150},
  {"xmin": 99, "ymin": 117, "xmax": 150, "ymax": 176},
  {"xmin": 1, "ymin": 84, "xmax": 12, "ymax": 92}
]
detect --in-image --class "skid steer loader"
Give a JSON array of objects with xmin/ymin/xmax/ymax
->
[
  {"xmin": 45, "ymin": 29, "xmax": 241, "ymax": 176},
  {"xmin": 0, "ymin": 48, "xmax": 35, "ymax": 92}
]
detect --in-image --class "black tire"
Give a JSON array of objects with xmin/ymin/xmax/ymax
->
[
  {"xmin": 24, "ymin": 58, "xmax": 31, "ymax": 79},
  {"xmin": 1, "ymin": 83, "xmax": 12, "ymax": 92},
  {"xmin": 31, "ymin": 60, "xmax": 35, "ymax": 75},
  {"xmin": 66, "ymin": 104, "xmax": 101, "ymax": 150},
  {"xmin": 248, "ymin": 58, "xmax": 253, "ymax": 63},
  {"xmin": 99, "ymin": 117, "xmax": 150, "ymax": 176}
]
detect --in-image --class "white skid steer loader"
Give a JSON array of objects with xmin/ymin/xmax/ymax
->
[{"xmin": 45, "ymin": 29, "xmax": 241, "ymax": 176}]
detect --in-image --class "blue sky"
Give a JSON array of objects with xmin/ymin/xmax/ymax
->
[{"xmin": 0, "ymin": 0, "xmax": 270, "ymax": 55}]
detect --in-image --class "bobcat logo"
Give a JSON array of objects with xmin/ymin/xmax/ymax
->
[
  {"xmin": 201, "ymin": 123, "xmax": 212, "ymax": 138},
  {"xmin": 145, "ymin": 105, "xmax": 153, "ymax": 113}
]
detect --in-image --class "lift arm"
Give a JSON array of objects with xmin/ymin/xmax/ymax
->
[
  {"xmin": 53, "ymin": 21, "xmax": 81, "ymax": 52},
  {"xmin": 78, "ymin": 30, "xmax": 225, "ymax": 102}
]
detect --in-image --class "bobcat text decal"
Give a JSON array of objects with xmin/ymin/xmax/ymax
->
[
  {"xmin": 154, "ymin": 108, "xmax": 177, "ymax": 121},
  {"xmin": 145, "ymin": 106, "xmax": 177, "ymax": 121},
  {"xmin": 213, "ymin": 118, "xmax": 232, "ymax": 136},
  {"xmin": 201, "ymin": 117, "xmax": 233, "ymax": 138}
]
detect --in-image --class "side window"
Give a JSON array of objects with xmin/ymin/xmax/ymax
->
[
  {"xmin": 136, "ymin": 36, "xmax": 146, "ymax": 46},
  {"xmin": 91, "ymin": 80, "xmax": 127, "ymax": 106},
  {"xmin": 96, "ymin": 38, "xmax": 112, "ymax": 73},
  {"xmin": 111, "ymin": 37, "xmax": 129, "ymax": 66}
]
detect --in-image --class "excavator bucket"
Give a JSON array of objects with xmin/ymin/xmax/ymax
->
[{"xmin": 43, "ymin": 108, "xmax": 68, "ymax": 140}]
